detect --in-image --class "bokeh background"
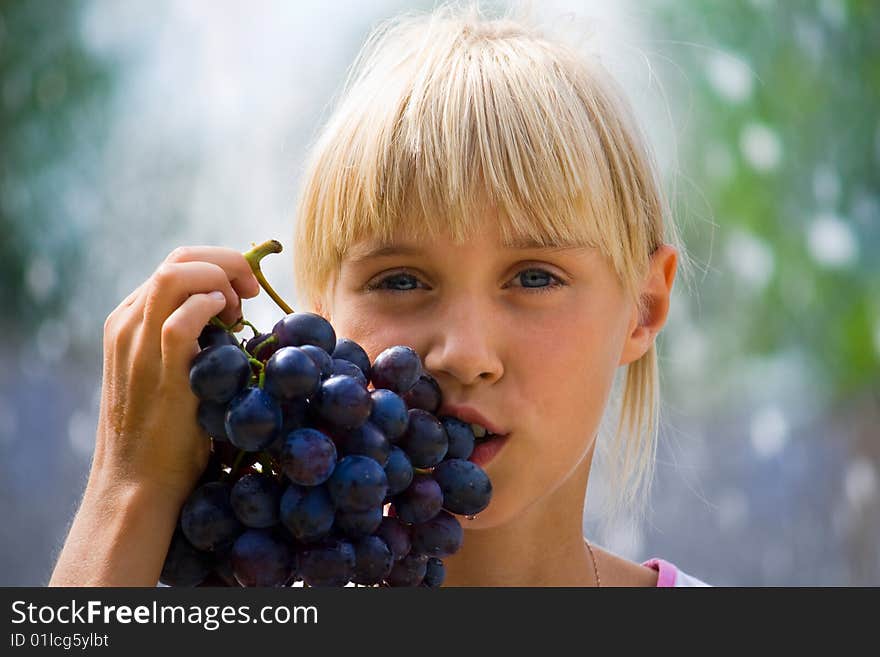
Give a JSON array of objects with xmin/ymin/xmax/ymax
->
[{"xmin": 1, "ymin": 0, "xmax": 877, "ymax": 586}]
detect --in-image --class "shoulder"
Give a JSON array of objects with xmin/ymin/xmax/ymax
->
[
  {"xmin": 642, "ymin": 558, "xmax": 712, "ymax": 587},
  {"xmin": 590, "ymin": 545, "xmax": 711, "ymax": 587},
  {"xmin": 591, "ymin": 545, "xmax": 660, "ymax": 587}
]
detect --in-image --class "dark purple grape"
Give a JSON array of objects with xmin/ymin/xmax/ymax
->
[
  {"xmin": 272, "ymin": 312, "xmax": 336, "ymax": 354},
  {"xmin": 351, "ymin": 535, "xmax": 394, "ymax": 585},
  {"xmin": 264, "ymin": 347, "xmax": 321, "ymax": 401},
  {"xmin": 411, "ymin": 511, "xmax": 463, "ymax": 558},
  {"xmin": 314, "ymin": 375, "xmax": 372, "ymax": 430},
  {"xmin": 245, "ymin": 332, "xmax": 280, "ymax": 361},
  {"xmin": 368, "ymin": 389, "xmax": 409, "ymax": 442},
  {"xmin": 331, "ymin": 358, "xmax": 368, "ymax": 386},
  {"xmin": 433, "ymin": 459, "xmax": 492, "ymax": 516},
  {"xmin": 370, "ymin": 346, "xmax": 422, "ymax": 394},
  {"xmin": 180, "ymin": 482, "xmax": 243, "ymax": 551},
  {"xmin": 299, "ymin": 539, "xmax": 355, "ymax": 587},
  {"xmin": 280, "ymin": 484, "xmax": 335, "ymax": 543},
  {"xmin": 375, "ymin": 517, "xmax": 411, "ymax": 563},
  {"xmin": 332, "ymin": 338, "xmax": 372, "ymax": 379},
  {"xmin": 327, "ymin": 455, "xmax": 388, "ymax": 512},
  {"xmin": 399, "ymin": 409, "xmax": 448, "ymax": 468},
  {"xmin": 224, "ymin": 387, "xmax": 282, "ymax": 452},
  {"xmin": 280, "ymin": 397, "xmax": 310, "ymax": 437},
  {"xmin": 340, "ymin": 422, "xmax": 390, "ymax": 466},
  {"xmin": 439, "ymin": 416, "xmax": 475, "ymax": 460},
  {"xmin": 230, "ymin": 473, "xmax": 282, "ymax": 528},
  {"xmin": 300, "ymin": 345, "xmax": 334, "ymax": 380},
  {"xmin": 198, "ymin": 324, "xmax": 240, "ymax": 350},
  {"xmin": 211, "ymin": 546, "xmax": 239, "ymax": 587},
  {"xmin": 402, "ymin": 373, "xmax": 442, "ymax": 413},
  {"xmin": 196, "ymin": 572, "xmax": 235, "ymax": 587},
  {"xmin": 335, "ymin": 505, "xmax": 383, "ymax": 539},
  {"xmin": 421, "ymin": 557, "xmax": 445, "ymax": 588},
  {"xmin": 278, "ymin": 428, "xmax": 337, "ymax": 486},
  {"xmin": 197, "ymin": 400, "xmax": 229, "ymax": 441},
  {"xmin": 393, "ymin": 473, "xmax": 443, "ymax": 525},
  {"xmin": 385, "ymin": 553, "xmax": 428, "ymax": 587},
  {"xmin": 189, "ymin": 345, "xmax": 251, "ymax": 403},
  {"xmin": 231, "ymin": 529, "xmax": 292, "ymax": 587},
  {"xmin": 160, "ymin": 530, "xmax": 212, "ymax": 586},
  {"xmin": 384, "ymin": 446, "xmax": 413, "ymax": 496}
]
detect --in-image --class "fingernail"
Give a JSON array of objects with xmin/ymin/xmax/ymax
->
[{"xmin": 209, "ymin": 291, "xmax": 226, "ymax": 303}]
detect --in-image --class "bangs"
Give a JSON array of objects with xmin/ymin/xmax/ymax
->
[{"xmin": 294, "ymin": 5, "xmax": 664, "ymax": 309}]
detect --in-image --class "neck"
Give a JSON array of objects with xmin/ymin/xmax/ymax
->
[{"xmin": 442, "ymin": 442, "xmax": 597, "ymax": 587}]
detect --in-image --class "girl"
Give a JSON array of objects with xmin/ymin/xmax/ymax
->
[{"xmin": 50, "ymin": 3, "xmax": 708, "ymax": 587}]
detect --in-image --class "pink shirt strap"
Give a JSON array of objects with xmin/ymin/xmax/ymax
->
[{"xmin": 641, "ymin": 558, "xmax": 678, "ymax": 587}]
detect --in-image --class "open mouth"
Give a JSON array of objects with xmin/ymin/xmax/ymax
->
[
  {"xmin": 467, "ymin": 429, "xmax": 509, "ymax": 467},
  {"xmin": 469, "ymin": 422, "xmax": 499, "ymax": 443}
]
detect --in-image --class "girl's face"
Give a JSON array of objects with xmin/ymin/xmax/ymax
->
[{"xmin": 324, "ymin": 213, "xmax": 637, "ymax": 528}]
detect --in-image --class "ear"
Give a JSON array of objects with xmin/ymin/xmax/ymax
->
[{"xmin": 618, "ymin": 244, "xmax": 678, "ymax": 366}]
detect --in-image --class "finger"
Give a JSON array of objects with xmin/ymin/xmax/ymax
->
[
  {"xmin": 122, "ymin": 281, "xmax": 147, "ymax": 308},
  {"xmin": 160, "ymin": 291, "xmax": 229, "ymax": 377},
  {"xmin": 163, "ymin": 246, "xmax": 261, "ymax": 300},
  {"xmin": 103, "ymin": 281, "xmax": 149, "ymax": 355},
  {"xmin": 143, "ymin": 261, "xmax": 242, "ymax": 337}
]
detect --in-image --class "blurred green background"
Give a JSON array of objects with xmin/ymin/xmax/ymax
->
[{"xmin": 1, "ymin": 0, "xmax": 877, "ymax": 585}]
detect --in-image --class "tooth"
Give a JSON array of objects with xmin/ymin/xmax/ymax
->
[{"xmin": 470, "ymin": 423, "xmax": 487, "ymax": 438}]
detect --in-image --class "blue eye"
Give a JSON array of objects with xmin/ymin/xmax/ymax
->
[
  {"xmin": 512, "ymin": 268, "xmax": 565, "ymax": 293},
  {"xmin": 367, "ymin": 272, "xmax": 424, "ymax": 293}
]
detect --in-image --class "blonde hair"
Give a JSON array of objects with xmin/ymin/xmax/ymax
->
[{"xmin": 293, "ymin": 2, "xmax": 685, "ymax": 522}]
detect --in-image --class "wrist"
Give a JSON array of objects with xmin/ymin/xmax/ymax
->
[
  {"xmin": 84, "ymin": 470, "xmax": 187, "ymax": 515},
  {"xmin": 51, "ymin": 473, "xmax": 183, "ymax": 587}
]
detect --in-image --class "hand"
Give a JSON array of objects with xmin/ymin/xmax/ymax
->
[{"xmin": 92, "ymin": 246, "xmax": 261, "ymax": 507}]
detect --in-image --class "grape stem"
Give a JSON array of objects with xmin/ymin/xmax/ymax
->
[
  {"xmin": 209, "ymin": 315, "xmax": 243, "ymax": 333},
  {"xmin": 247, "ymin": 358, "xmax": 266, "ymax": 389},
  {"xmin": 243, "ymin": 240, "xmax": 294, "ymax": 315},
  {"xmin": 251, "ymin": 335, "xmax": 278, "ymax": 359},
  {"xmin": 227, "ymin": 449, "xmax": 247, "ymax": 478},
  {"xmin": 240, "ymin": 319, "xmax": 260, "ymax": 338}
]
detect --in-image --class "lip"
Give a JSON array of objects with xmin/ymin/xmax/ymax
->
[
  {"xmin": 468, "ymin": 433, "xmax": 510, "ymax": 468},
  {"xmin": 436, "ymin": 404, "xmax": 509, "ymax": 437}
]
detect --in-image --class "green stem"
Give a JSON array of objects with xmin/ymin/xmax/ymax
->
[
  {"xmin": 243, "ymin": 240, "xmax": 295, "ymax": 315},
  {"xmin": 240, "ymin": 319, "xmax": 260, "ymax": 338},
  {"xmin": 209, "ymin": 315, "xmax": 243, "ymax": 333},
  {"xmin": 225, "ymin": 449, "xmax": 247, "ymax": 479},
  {"xmin": 247, "ymin": 358, "xmax": 266, "ymax": 390},
  {"xmin": 251, "ymin": 335, "xmax": 278, "ymax": 359},
  {"xmin": 232, "ymin": 449, "xmax": 247, "ymax": 471},
  {"xmin": 209, "ymin": 316, "xmax": 250, "ymax": 356}
]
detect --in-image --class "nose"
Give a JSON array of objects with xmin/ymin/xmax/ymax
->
[{"xmin": 421, "ymin": 294, "xmax": 505, "ymax": 388}]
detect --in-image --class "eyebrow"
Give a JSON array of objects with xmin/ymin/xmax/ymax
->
[{"xmin": 347, "ymin": 239, "xmax": 588, "ymax": 262}]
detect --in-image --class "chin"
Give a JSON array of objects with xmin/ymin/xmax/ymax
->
[{"xmin": 451, "ymin": 490, "xmax": 525, "ymax": 530}]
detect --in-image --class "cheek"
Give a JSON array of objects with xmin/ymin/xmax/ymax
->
[
  {"xmin": 479, "ymin": 307, "xmax": 625, "ymax": 519},
  {"xmin": 329, "ymin": 298, "xmax": 419, "ymax": 363},
  {"xmin": 518, "ymin": 307, "xmax": 623, "ymax": 430}
]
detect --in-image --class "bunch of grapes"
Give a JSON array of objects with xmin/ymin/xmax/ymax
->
[{"xmin": 159, "ymin": 243, "xmax": 492, "ymax": 588}]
